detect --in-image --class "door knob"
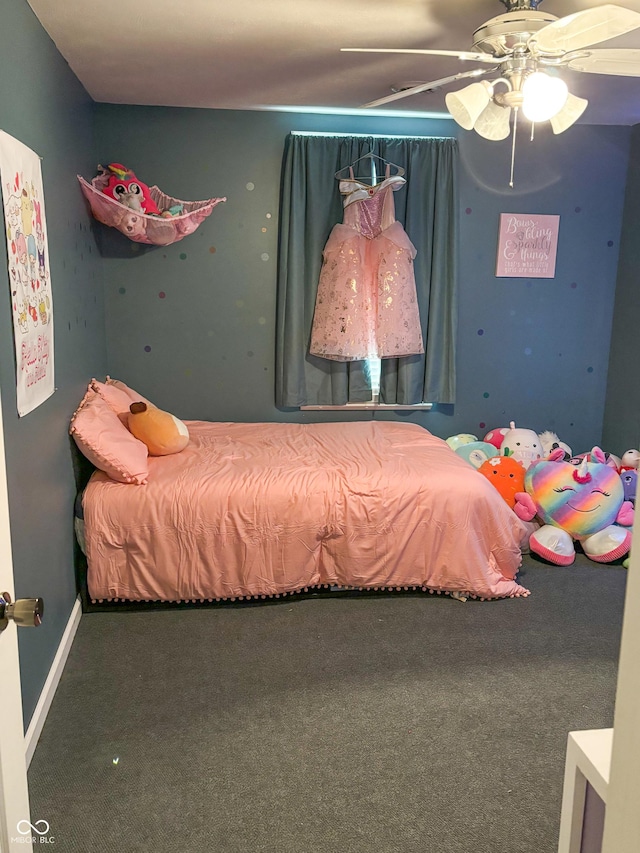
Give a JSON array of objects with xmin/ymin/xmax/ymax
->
[{"xmin": 0, "ymin": 591, "xmax": 44, "ymax": 631}]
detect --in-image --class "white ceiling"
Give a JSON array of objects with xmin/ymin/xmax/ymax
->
[{"xmin": 26, "ymin": 0, "xmax": 640, "ymax": 125}]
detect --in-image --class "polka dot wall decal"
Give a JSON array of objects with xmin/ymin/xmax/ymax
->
[
  {"xmin": 144, "ymin": 345, "xmax": 151, "ymax": 352},
  {"xmin": 247, "ymin": 350, "xmax": 254, "ymax": 357},
  {"xmin": 479, "ymin": 422, "xmax": 486, "ymax": 430},
  {"xmin": 571, "ymin": 282, "xmax": 577, "ymax": 288},
  {"xmin": 575, "ymin": 206, "xmax": 581, "ymax": 213},
  {"xmin": 266, "ymin": 213, "xmax": 272, "ymax": 219},
  {"xmin": 119, "ymin": 287, "xmax": 126, "ymax": 294},
  {"xmin": 179, "ymin": 252, "xmax": 187, "ymax": 260},
  {"xmin": 587, "ymin": 366, "xmax": 594, "ymax": 373},
  {"xmin": 465, "ymin": 207, "xmax": 472, "ymax": 214},
  {"xmin": 261, "ymin": 227, "xmax": 267, "ymax": 233},
  {"xmin": 246, "ymin": 182, "xmax": 255, "ymax": 191},
  {"xmin": 477, "ymin": 329, "xmax": 484, "ymax": 335},
  {"xmin": 483, "ymin": 392, "xmax": 489, "ymax": 398},
  {"xmin": 159, "ymin": 291, "xmax": 166, "ymax": 299},
  {"xmin": 607, "ymin": 240, "xmax": 614, "ymax": 247},
  {"xmin": 261, "ymin": 253, "xmax": 269, "ymax": 261},
  {"xmin": 524, "ymin": 347, "xmax": 532, "ymax": 355},
  {"xmin": 209, "ymin": 246, "xmax": 216, "ymax": 254},
  {"xmin": 258, "ymin": 317, "xmax": 267, "ymax": 325},
  {"xmin": 236, "ymin": 299, "xmax": 244, "ymax": 308}
]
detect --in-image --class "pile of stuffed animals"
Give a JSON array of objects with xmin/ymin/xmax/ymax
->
[
  {"xmin": 447, "ymin": 422, "xmax": 637, "ymax": 567},
  {"xmin": 98, "ymin": 163, "xmax": 184, "ymax": 218}
]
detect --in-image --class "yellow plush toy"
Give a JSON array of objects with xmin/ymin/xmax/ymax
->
[{"xmin": 127, "ymin": 402, "xmax": 189, "ymax": 456}]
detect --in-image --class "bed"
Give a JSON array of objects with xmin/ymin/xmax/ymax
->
[{"xmin": 74, "ymin": 394, "xmax": 531, "ymax": 604}]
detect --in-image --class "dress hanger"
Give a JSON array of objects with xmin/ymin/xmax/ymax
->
[{"xmin": 334, "ymin": 151, "xmax": 405, "ymax": 183}]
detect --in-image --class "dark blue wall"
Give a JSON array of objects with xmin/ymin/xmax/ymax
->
[
  {"xmin": 0, "ymin": 0, "xmax": 107, "ymax": 726},
  {"xmin": 94, "ymin": 105, "xmax": 629, "ymax": 455},
  {"xmin": 456, "ymin": 123, "xmax": 628, "ymax": 452},
  {"xmin": 603, "ymin": 123, "xmax": 640, "ymax": 455}
]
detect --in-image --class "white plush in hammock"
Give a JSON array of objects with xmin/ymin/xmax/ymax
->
[{"xmin": 77, "ymin": 174, "xmax": 226, "ymax": 246}]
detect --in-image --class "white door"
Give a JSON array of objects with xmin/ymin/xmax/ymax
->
[
  {"xmin": 601, "ymin": 522, "xmax": 640, "ymax": 849},
  {"xmin": 0, "ymin": 382, "xmax": 33, "ymax": 853}
]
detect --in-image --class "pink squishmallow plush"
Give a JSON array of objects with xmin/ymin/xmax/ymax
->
[
  {"xmin": 101, "ymin": 163, "xmax": 161, "ymax": 215},
  {"xmin": 515, "ymin": 447, "xmax": 633, "ymax": 566},
  {"xmin": 483, "ymin": 427, "xmax": 509, "ymax": 450}
]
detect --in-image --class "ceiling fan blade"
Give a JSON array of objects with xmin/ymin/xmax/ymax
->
[
  {"xmin": 341, "ymin": 48, "xmax": 497, "ymax": 63},
  {"xmin": 567, "ymin": 47, "xmax": 640, "ymax": 75},
  {"xmin": 361, "ymin": 68, "xmax": 495, "ymax": 109},
  {"xmin": 532, "ymin": 4, "xmax": 640, "ymax": 54}
]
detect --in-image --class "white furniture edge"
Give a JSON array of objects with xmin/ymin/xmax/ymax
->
[
  {"xmin": 558, "ymin": 728, "xmax": 613, "ymax": 853},
  {"xmin": 24, "ymin": 596, "xmax": 82, "ymax": 767}
]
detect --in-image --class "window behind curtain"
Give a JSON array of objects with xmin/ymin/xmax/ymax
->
[{"xmin": 275, "ymin": 133, "xmax": 459, "ymax": 408}]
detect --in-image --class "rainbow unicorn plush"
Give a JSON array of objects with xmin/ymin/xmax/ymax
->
[{"xmin": 514, "ymin": 447, "xmax": 633, "ymax": 566}]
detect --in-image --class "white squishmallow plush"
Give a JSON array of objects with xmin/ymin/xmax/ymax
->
[{"xmin": 500, "ymin": 421, "xmax": 543, "ymax": 470}]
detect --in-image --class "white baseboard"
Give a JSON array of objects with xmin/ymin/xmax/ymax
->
[{"xmin": 24, "ymin": 596, "xmax": 82, "ymax": 767}]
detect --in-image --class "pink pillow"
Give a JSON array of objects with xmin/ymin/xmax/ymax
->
[
  {"xmin": 70, "ymin": 387, "xmax": 149, "ymax": 484},
  {"xmin": 91, "ymin": 379, "xmax": 135, "ymax": 417},
  {"xmin": 103, "ymin": 376, "xmax": 155, "ymax": 409}
]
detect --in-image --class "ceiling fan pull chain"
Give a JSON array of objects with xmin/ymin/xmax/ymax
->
[{"xmin": 509, "ymin": 107, "xmax": 519, "ymax": 188}]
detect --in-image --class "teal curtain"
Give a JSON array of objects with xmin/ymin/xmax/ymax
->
[{"xmin": 275, "ymin": 133, "xmax": 458, "ymax": 406}]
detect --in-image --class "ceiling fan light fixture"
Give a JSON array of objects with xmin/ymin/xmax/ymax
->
[
  {"xmin": 521, "ymin": 71, "xmax": 569, "ymax": 122},
  {"xmin": 549, "ymin": 92, "xmax": 589, "ymax": 134},
  {"xmin": 473, "ymin": 100, "xmax": 512, "ymax": 140},
  {"xmin": 445, "ymin": 81, "xmax": 493, "ymax": 129}
]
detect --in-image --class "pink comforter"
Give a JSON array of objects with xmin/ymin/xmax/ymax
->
[{"xmin": 83, "ymin": 421, "xmax": 530, "ymax": 602}]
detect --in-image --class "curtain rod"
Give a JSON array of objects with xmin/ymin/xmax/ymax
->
[{"xmin": 291, "ymin": 131, "xmax": 453, "ymax": 140}]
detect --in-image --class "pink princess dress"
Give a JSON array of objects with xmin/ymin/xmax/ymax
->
[{"xmin": 309, "ymin": 167, "xmax": 424, "ymax": 361}]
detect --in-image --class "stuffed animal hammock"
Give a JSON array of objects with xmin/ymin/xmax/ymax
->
[{"xmin": 78, "ymin": 170, "xmax": 226, "ymax": 246}]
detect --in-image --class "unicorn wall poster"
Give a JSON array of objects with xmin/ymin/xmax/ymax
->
[{"xmin": 0, "ymin": 131, "xmax": 54, "ymax": 416}]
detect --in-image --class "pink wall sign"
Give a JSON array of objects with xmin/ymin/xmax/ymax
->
[{"xmin": 495, "ymin": 213, "xmax": 560, "ymax": 278}]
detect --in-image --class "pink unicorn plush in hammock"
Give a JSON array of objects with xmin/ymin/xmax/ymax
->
[{"xmin": 78, "ymin": 163, "xmax": 226, "ymax": 246}]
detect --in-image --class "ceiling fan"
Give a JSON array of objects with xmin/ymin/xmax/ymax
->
[{"xmin": 343, "ymin": 0, "xmax": 640, "ymax": 180}]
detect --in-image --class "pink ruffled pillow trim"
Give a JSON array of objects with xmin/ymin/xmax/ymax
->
[{"xmin": 70, "ymin": 386, "xmax": 149, "ymax": 485}]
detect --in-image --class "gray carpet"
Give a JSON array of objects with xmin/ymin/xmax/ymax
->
[{"xmin": 28, "ymin": 555, "xmax": 627, "ymax": 853}]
